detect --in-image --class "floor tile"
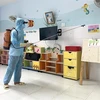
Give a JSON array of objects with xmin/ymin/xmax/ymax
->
[
  {"xmin": 53, "ymin": 93, "xmax": 84, "ymax": 100},
  {"xmin": 0, "ymin": 89, "xmax": 28, "ymax": 100},
  {"xmin": 11, "ymin": 82, "xmax": 42, "ymax": 95},
  {"xmin": 29, "ymin": 87, "xmax": 59, "ymax": 100},
  {"xmin": 86, "ymin": 93, "xmax": 100, "ymax": 100},
  {"xmin": 46, "ymin": 81, "xmax": 71, "ymax": 93},
  {"xmin": 63, "ymin": 83, "xmax": 97, "ymax": 99},
  {"xmin": 0, "ymin": 65, "xmax": 100, "ymax": 100},
  {"xmin": 0, "ymin": 85, "xmax": 10, "ymax": 94},
  {"xmin": 19, "ymin": 95, "xmax": 37, "ymax": 100}
]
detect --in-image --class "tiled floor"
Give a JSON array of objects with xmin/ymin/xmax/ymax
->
[{"xmin": 0, "ymin": 65, "xmax": 100, "ymax": 100}]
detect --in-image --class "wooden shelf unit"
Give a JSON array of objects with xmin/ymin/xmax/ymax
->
[
  {"xmin": 23, "ymin": 52, "xmax": 63, "ymax": 76},
  {"xmin": 56, "ymin": 54, "xmax": 63, "ymax": 75},
  {"xmin": 40, "ymin": 53, "xmax": 63, "ymax": 75},
  {"xmin": 1, "ymin": 50, "xmax": 9, "ymax": 65},
  {"xmin": 39, "ymin": 53, "xmax": 51, "ymax": 71}
]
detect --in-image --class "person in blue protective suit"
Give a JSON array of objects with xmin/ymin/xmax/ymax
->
[{"xmin": 3, "ymin": 18, "xmax": 27, "ymax": 88}]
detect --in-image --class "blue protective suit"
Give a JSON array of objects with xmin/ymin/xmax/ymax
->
[
  {"xmin": 3, "ymin": 18, "xmax": 25, "ymax": 84},
  {"xmin": 9, "ymin": 18, "xmax": 25, "ymax": 56}
]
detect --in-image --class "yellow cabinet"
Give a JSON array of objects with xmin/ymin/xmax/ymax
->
[
  {"xmin": 63, "ymin": 51, "xmax": 77, "ymax": 59},
  {"xmin": 63, "ymin": 51, "xmax": 81, "ymax": 80},
  {"xmin": 64, "ymin": 59, "xmax": 77, "ymax": 66},
  {"xmin": 32, "ymin": 61, "xmax": 40, "ymax": 70},
  {"xmin": 64, "ymin": 66, "xmax": 77, "ymax": 79}
]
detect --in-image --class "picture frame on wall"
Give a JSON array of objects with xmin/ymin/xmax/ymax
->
[{"xmin": 45, "ymin": 11, "xmax": 55, "ymax": 24}]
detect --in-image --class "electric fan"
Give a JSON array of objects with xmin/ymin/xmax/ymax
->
[{"xmin": 94, "ymin": 0, "xmax": 100, "ymax": 8}]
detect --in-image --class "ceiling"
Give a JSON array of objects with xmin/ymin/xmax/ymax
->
[{"xmin": 0, "ymin": 0, "xmax": 16, "ymax": 7}]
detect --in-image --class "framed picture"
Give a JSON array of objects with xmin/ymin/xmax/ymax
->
[{"xmin": 45, "ymin": 11, "xmax": 55, "ymax": 24}]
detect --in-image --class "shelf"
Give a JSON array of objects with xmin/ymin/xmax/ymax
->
[
  {"xmin": 32, "ymin": 68, "xmax": 39, "ymax": 71},
  {"xmin": 40, "ymin": 52, "xmax": 63, "ymax": 76},
  {"xmin": 41, "ymin": 53, "xmax": 51, "ymax": 54},
  {"xmin": 2, "ymin": 49, "xmax": 9, "ymax": 51},
  {"xmin": 57, "ymin": 73, "xmax": 63, "ymax": 75},
  {"xmin": 57, "ymin": 62, "xmax": 63, "ymax": 64},
  {"xmin": 41, "ymin": 69, "xmax": 46, "ymax": 71},
  {"xmin": 46, "ymin": 71, "xmax": 56, "ymax": 74},
  {"xmin": 46, "ymin": 61, "xmax": 56, "ymax": 63},
  {"xmin": 39, "ymin": 60, "xmax": 46, "ymax": 62},
  {"xmin": 22, "ymin": 66, "xmax": 33, "ymax": 70},
  {"xmin": 24, "ymin": 59, "xmax": 33, "ymax": 61},
  {"xmin": 50, "ymin": 57, "xmax": 57, "ymax": 59},
  {"xmin": 58, "ymin": 53, "xmax": 63, "ymax": 55},
  {"xmin": 46, "ymin": 66, "xmax": 56, "ymax": 69}
]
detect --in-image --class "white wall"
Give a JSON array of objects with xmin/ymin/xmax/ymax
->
[
  {"xmin": 0, "ymin": 0, "xmax": 93, "ymax": 20},
  {"xmin": 0, "ymin": 0, "xmax": 20, "ymax": 20},
  {"xmin": 24, "ymin": 25, "xmax": 100, "ymax": 81},
  {"xmin": 25, "ymin": 25, "xmax": 100, "ymax": 49},
  {"xmin": 0, "ymin": 7, "xmax": 1, "ymax": 30},
  {"xmin": 0, "ymin": 7, "xmax": 1, "ymax": 20},
  {"xmin": 0, "ymin": 32, "xmax": 3, "ymax": 47},
  {"xmin": 0, "ymin": 0, "xmax": 100, "ymax": 81},
  {"xmin": 0, "ymin": 8, "xmax": 1, "ymax": 43}
]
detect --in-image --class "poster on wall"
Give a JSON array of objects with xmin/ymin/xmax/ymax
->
[
  {"xmin": 24, "ymin": 30, "xmax": 39, "ymax": 43},
  {"xmin": 24, "ymin": 30, "xmax": 36, "ymax": 39},
  {"xmin": 88, "ymin": 25, "xmax": 99, "ymax": 33},
  {"xmin": 88, "ymin": 39, "xmax": 100, "ymax": 47}
]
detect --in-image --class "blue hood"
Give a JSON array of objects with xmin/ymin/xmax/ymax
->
[{"xmin": 15, "ymin": 18, "xmax": 25, "ymax": 30}]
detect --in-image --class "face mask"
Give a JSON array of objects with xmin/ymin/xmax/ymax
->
[
  {"xmin": 22, "ymin": 24, "xmax": 25, "ymax": 29},
  {"xmin": 23, "ymin": 20, "xmax": 34, "ymax": 27}
]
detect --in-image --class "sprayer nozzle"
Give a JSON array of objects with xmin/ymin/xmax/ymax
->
[
  {"xmin": 81, "ymin": 24, "xmax": 85, "ymax": 27},
  {"xmin": 23, "ymin": 21, "xmax": 28, "ymax": 24}
]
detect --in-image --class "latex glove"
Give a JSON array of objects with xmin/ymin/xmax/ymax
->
[
  {"xmin": 26, "ymin": 43, "xmax": 33, "ymax": 47},
  {"xmin": 20, "ymin": 43, "xmax": 33, "ymax": 47}
]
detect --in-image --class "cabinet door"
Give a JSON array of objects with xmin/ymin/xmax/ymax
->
[
  {"xmin": 64, "ymin": 59, "xmax": 77, "ymax": 66},
  {"xmin": 63, "ymin": 51, "xmax": 77, "ymax": 59},
  {"xmin": 63, "ymin": 66, "xmax": 77, "ymax": 79}
]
